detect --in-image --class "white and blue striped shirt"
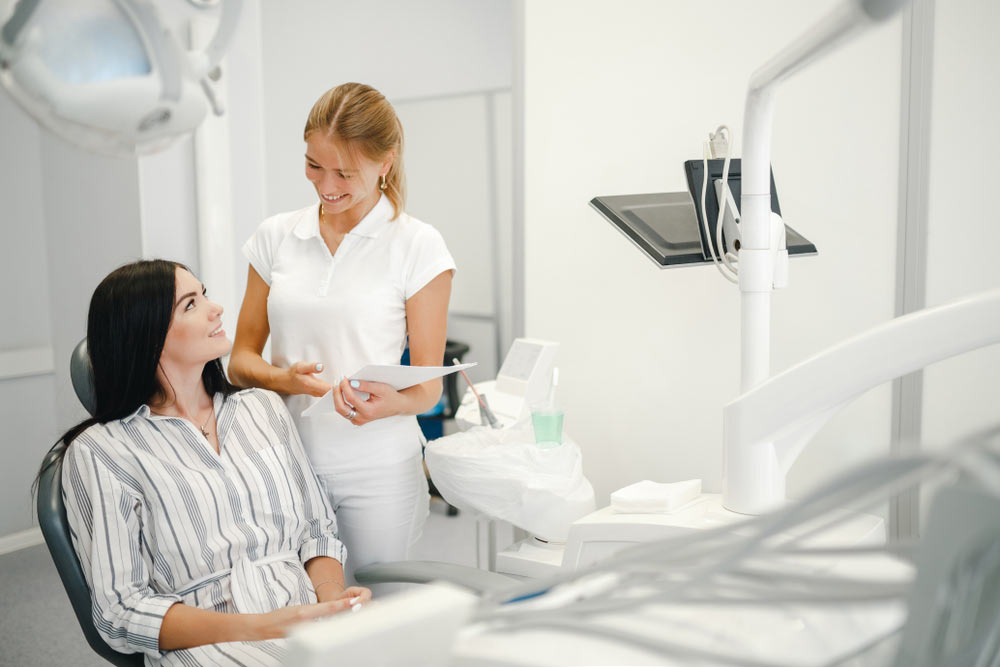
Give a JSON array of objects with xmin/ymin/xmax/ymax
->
[{"xmin": 62, "ymin": 388, "xmax": 346, "ymax": 666}]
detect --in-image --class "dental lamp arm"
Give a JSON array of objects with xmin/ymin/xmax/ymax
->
[
  {"xmin": 200, "ymin": 0, "xmax": 243, "ymax": 71},
  {"xmin": 723, "ymin": 288, "xmax": 1000, "ymax": 515},
  {"xmin": 740, "ymin": 0, "xmax": 908, "ymax": 393},
  {"xmin": 187, "ymin": 0, "xmax": 243, "ymax": 115},
  {"xmin": 725, "ymin": 0, "xmax": 909, "ymax": 515},
  {"xmin": 0, "ymin": 0, "xmax": 39, "ymax": 50}
]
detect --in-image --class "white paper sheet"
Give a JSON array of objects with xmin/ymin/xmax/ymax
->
[{"xmin": 301, "ymin": 362, "xmax": 477, "ymax": 418}]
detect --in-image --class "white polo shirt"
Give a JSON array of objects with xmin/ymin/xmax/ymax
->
[{"xmin": 242, "ymin": 195, "xmax": 456, "ymax": 473}]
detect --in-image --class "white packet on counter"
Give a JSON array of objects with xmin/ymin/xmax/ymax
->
[{"xmin": 610, "ymin": 479, "xmax": 702, "ymax": 514}]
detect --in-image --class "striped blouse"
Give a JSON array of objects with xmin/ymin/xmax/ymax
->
[{"xmin": 62, "ymin": 388, "xmax": 347, "ymax": 667}]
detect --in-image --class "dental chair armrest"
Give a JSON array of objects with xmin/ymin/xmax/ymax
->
[{"xmin": 354, "ymin": 561, "xmax": 518, "ymax": 594}]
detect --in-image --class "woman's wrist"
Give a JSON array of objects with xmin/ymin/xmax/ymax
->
[
  {"xmin": 398, "ymin": 381, "xmax": 441, "ymax": 417},
  {"xmin": 229, "ymin": 349, "xmax": 286, "ymax": 394},
  {"xmin": 273, "ymin": 365, "xmax": 296, "ymax": 394},
  {"xmin": 313, "ymin": 579, "xmax": 345, "ymax": 600}
]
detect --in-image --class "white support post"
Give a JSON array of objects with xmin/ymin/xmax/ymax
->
[{"xmin": 724, "ymin": 0, "xmax": 909, "ymax": 514}]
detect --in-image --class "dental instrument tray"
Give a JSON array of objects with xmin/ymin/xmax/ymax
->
[{"xmin": 590, "ymin": 192, "xmax": 707, "ymax": 267}]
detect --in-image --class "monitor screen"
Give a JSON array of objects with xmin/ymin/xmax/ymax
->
[{"xmin": 590, "ymin": 160, "xmax": 817, "ymax": 268}]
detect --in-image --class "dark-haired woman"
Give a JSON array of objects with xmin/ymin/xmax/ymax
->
[{"xmin": 53, "ymin": 260, "xmax": 369, "ymax": 666}]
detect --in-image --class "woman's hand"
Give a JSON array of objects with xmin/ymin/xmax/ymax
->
[
  {"xmin": 284, "ymin": 362, "xmax": 333, "ymax": 397},
  {"xmin": 322, "ymin": 585, "xmax": 372, "ymax": 607},
  {"xmin": 247, "ymin": 598, "xmax": 356, "ymax": 640},
  {"xmin": 332, "ymin": 378, "xmax": 406, "ymax": 426}
]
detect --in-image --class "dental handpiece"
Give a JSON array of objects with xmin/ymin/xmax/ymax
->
[{"xmin": 453, "ymin": 358, "xmax": 501, "ymax": 428}]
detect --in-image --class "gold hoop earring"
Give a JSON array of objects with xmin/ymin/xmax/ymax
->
[{"xmin": 379, "ymin": 174, "xmax": 387, "ymax": 191}]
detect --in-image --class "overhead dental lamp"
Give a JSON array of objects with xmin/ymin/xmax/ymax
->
[{"xmin": 0, "ymin": 0, "xmax": 242, "ymax": 155}]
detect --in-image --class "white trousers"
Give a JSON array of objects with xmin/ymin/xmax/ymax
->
[{"xmin": 317, "ymin": 454, "xmax": 430, "ymax": 588}]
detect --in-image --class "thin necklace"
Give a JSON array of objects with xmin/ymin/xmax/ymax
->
[
  {"xmin": 151, "ymin": 403, "xmax": 214, "ymax": 438},
  {"xmin": 198, "ymin": 408, "xmax": 214, "ymax": 438}
]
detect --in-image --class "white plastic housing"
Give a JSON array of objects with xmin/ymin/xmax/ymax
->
[{"xmin": 724, "ymin": 289, "xmax": 1000, "ymax": 515}]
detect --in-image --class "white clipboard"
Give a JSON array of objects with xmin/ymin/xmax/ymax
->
[{"xmin": 301, "ymin": 362, "xmax": 477, "ymax": 418}]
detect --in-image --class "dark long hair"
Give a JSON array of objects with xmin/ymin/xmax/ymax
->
[{"xmin": 39, "ymin": 259, "xmax": 237, "ymax": 473}]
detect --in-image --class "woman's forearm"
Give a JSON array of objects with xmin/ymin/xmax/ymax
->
[
  {"xmin": 305, "ymin": 556, "xmax": 346, "ymax": 602},
  {"xmin": 397, "ymin": 378, "xmax": 443, "ymax": 416},
  {"xmin": 229, "ymin": 348, "xmax": 291, "ymax": 394},
  {"xmin": 159, "ymin": 603, "xmax": 259, "ymax": 650}
]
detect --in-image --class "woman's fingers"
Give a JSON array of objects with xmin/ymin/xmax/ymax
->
[
  {"xmin": 331, "ymin": 379, "xmax": 362, "ymax": 424},
  {"xmin": 340, "ymin": 379, "xmax": 376, "ymax": 424},
  {"xmin": 292, "ymin": 361, "xmax": 324, "ymax": 375},
  {"xmin": 266, "ymin": 599, "xmax": 353, "ymax": 637},
  {"xmin": 331, "ymin": 381, "xmax": 347, "ymax": 411},
  {"xmin": 324, "ymin": 598, "xmax": 354, "ymax": 614},
  {"xmin": 348, "ymin": 379, "xmax": 393, "ymax": 399},
  {"xmin": 287, "ymin": 362, "xmax": 331, "ymax": 397},
  {"xmin": 297, "ymin": 599, "xmax": 350, "ymax": 622},
  {"xmin": 332, "ymin": 378, "xmax": 398, "ymax": 425},
  {"xmin": 342, "ymin": 586, "xmax": 372, "ymax": 604}
]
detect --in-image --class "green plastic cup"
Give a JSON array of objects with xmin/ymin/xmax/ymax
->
[{"xmin": 531, "ymin": 409, "xmax": 564, "ymax": 448}]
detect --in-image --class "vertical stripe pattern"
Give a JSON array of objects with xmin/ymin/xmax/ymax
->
[{"xmin": 62, "ymin": 388, "xmax": 347, "ymax": 666}]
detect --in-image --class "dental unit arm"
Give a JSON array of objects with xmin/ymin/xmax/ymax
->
[
  {"xmin": 725, "ymin": 288, "xmax": 1000, "ymax": 514},
  {"xmin": 727, "ymin": 0, "xmax": 911, "ymax": 513}
]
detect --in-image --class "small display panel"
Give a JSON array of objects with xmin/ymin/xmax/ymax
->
[{"xmin": 498, "ymin": 340, "xmax": 543, "ymax": 382}]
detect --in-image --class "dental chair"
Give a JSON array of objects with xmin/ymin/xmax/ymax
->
[
  {"xmin": 39, "ymin": 338, "xmax": 505, "ymax": 667},
  {"xmin": 36, "ymin": 339, "xmax": 144, "ymax": 667}
]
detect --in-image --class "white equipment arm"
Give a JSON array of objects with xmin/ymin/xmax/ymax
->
[
  {"xmin": 739, "ymin": 0, "xmax": 908, "ymax": 393},
  {"xmin": 730, "ymin": 0, "xmax": 908, "ymax": 514},
  {"xmin": 724, "ymin": 288, "xmax": 1000, "ymax": 514}
]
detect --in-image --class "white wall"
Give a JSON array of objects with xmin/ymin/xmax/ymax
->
[
  {"xmin": 0, "ymin": 89, "xmax": 57, "ymax": 537},
  {"xmin": 259, "ymin": 0, "xmax": 512, "ymax": 217},
  {"xmin": 396, "ymin": 91, "xmax": 513, "ymax": 380},
  {"xmin": 922, "ymin": 0, "xmax": 1000, "ymax": 445},
  {"xmin": 40, "ymin": 136, "xmax": 146, "ymax": 430},
  {"xmin": 0, "ymin": 127, "xmax": 147, "ymax": 536},
  {"xmin": 521, "ymin": 0, "xmax": 904, "ymax": 503},
  {"xmin": 138, "ymin": 140, "xmax": 200, "ymax": 270},
  {"xmin": 210, "ymin": 0, "xmax": 268, "ymax": 324}
]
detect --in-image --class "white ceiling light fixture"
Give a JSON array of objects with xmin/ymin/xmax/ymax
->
[{"xmin": 0, "ymin": 0, "xmax": 242, "ymax": 156}]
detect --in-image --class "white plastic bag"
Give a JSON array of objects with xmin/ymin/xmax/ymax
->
[{"xmin": 424, "ymin": 424, "xmax": 595, "ymax": 542}]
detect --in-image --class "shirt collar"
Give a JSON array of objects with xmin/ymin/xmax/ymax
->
[
  {"xmin": 293, "ymin": 194, "xmax": 393, "ymax": 241},
  {"xmin": 123, "ymin": 404, "xmax": 151, "ymax": 423},
  {"xmin": 121, "ymin": 390, "xmax": 249, "ymax": 424}
]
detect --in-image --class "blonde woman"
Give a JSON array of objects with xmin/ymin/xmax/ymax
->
[{"xmin": 230, "ymin": 83, "xmax": 455, "ymax": 585}]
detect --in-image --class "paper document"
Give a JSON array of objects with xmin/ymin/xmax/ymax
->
[{"xmin": 301, "ymin": 362, "xmax": 477, "ymax": 418}]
